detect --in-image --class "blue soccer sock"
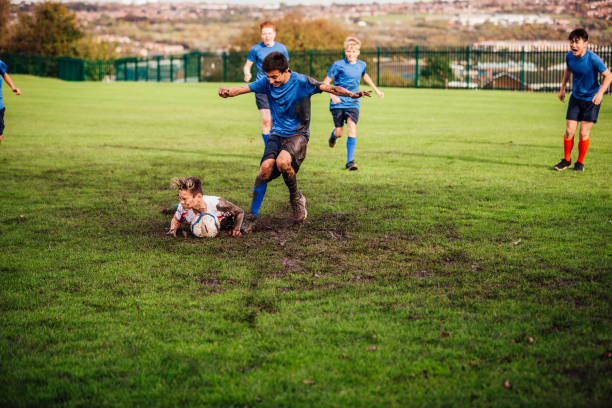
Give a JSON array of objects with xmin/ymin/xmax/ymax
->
[
  {"xmin": 346, "ymin": 137, "xmax": 356, "ymax": 163},
  {"xmin": 262, "ymin": 133, "xmax": 270, "ymax": 145},
  {"xmin": 250, "ymin": 181, "xmax": 267, "ymax": 217}
]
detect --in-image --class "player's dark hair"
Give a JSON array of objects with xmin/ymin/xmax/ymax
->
[
  {"xmin": 569, "ymin": 28, "xmax": 588, "ymax": 42},
  {"xmin": 172, "ymin": 177, "xmax": 202, "ymax": 196},
  {"xmin": 262, "ymin": 52, "xmax": 289, "ymax": 73}
]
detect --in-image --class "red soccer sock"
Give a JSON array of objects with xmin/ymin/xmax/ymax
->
[
  {"xmin": 564, "ymin": 137, "xmax": 574, "ymax": 162},
  {"xmin": 577, "ymin": 138, "xmax": 590, "ymax": 164}
]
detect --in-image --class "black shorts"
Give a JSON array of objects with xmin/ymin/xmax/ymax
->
[
  {"xmin": 0, "ymin": 108, "xmax": 5, "ymax": 134},
  {"xmin": 255, "ymin": 93, "xmax": 270, "ymax": 110},
  {"xmin": 566, "ymin": 95, "xmax": 601, "ymax": 123},
  {"xmin": 331, "ymin": 108, "xmax": 359, "ymax": 128},
  {"xmin": 261, "ymin": 134, "xmax": 308, "ymax": 181}
]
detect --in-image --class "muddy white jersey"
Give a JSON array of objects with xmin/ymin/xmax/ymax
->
[{"xmin": 174, "ymin": 196, "xmax": 229, "ymax": 223}]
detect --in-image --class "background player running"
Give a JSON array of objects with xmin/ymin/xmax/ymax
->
[
  {"xmin": 323, "ymin": 36, "xmax": 384, "ymax": 170},
  {"xmin": 554, "ymin": 28, "xmax": 612, "ymax": 172}
]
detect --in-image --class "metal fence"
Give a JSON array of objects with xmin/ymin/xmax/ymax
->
[{"xmin": 2, "ymin": 46, "xmax": 611, "ymax": 94}]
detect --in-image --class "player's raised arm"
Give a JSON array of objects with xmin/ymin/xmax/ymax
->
[
  {"xmin": 320, "ymin": 83, "xmax": 371, "ymax": 99},
  {"xmin": 362, "ymin": 73, "xmax": 384, "ymax": 99},
  {"xmin": 218, "ymin": 84, "xmax": 252, "ymax": 98},
  {"xmin": 216, "ymin": 198, "xmax": 245, "ymax": 237}
]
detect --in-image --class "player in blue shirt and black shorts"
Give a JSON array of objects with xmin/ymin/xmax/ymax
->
[
  {"xmin": 220, "ymin": 52, "xmax": 370, "ymax": 226},
  {"xmin": 242, "ymin": 21, "xmax": 290, "ymax": 145},
  {"xmin": 554, "ymin": 28, "xmax": 612, "ymax": 172},
  {"xmin": 0, "ymin": 59, "xmax": 21, "ymax": 145},
  {"xmin": 324, "ymin": 37, "xmax": 384, "ymax": 170}
]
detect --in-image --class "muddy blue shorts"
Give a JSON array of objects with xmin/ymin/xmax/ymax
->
[{"xmin": 261, "ymin": 134, "xmax": 308, "ymax": 181}]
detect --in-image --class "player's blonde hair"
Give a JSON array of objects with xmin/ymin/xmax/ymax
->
[
  {"xmin": 172, "ymin": 177, "xmax": 202, "ymax": 196},
  {"xmin": 344, "ymin": 36, "xmax": 361, "ymax": 50}
]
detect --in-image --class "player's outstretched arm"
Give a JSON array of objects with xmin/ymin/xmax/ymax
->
[
  {"xmin": 217, "ymin": 198, "xmax": 244, "ymax": 237},
  {"xmin": 592, "ymin": 69, "xmax": 612, "ymax": 105},
  {"xmin": 320, "ymin": 83, "xmax": 371, "ymax": 99},
  {"xmin": 362, "ymin": 73, "xmax": 384, "ymax": 99},
  {"xmin": 218, "ymin": 85, "xmax": 251, "ymax": 98},
  {"xmin": 2, "ymin": 73, "xmax": 20, "ymax": 95},
  {"xmin": 558, "ymin": 67, "xmax": 570, "ymax": 102}
]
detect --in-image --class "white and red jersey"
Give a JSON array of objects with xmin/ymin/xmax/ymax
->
[{"xmin": 174, "ymin": 196, "xmax": 231, "ymax": 224}]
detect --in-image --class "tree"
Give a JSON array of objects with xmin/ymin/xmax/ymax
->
[
  {"xmin": 230, "ymin": 13, "xmax": 349, "ymax": 51},
  {"xmin": 0, "ymin": 0, "xmax": 10, "ymax": 34},
  {"xmin": 8, "ymin": 1, "xmax": 83, "ymax": 56},
  {"xmin": 420, "ymin": 55, "xmax": 453, "ymax": 88}
]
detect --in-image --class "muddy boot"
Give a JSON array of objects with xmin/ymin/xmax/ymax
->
[
  {"xmin": 290, "ymin": 192, "xmax": 307, "ymax": 223},
  {"xmin": 241, "ymin": 213, "xmax": 258, "ymax": 233}
]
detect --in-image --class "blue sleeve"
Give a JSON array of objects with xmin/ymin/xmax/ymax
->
[
  {"xmin": 282, "ymin": 44, "xmax": 289, "ymax": 62},
  {"xmin": 247, "ymin": 45, "xmax": 257, "ymax": 62},
  {"xmin": 362, "ymin": 61, "xmax": 367, "ymax": 76},
  {"xmin": 0, "ymin": 60, "xmax": 7, "ymax": 75},
  {"xmin": 304, "ymin": 75, "xmax": 323, "ymax": 95},
  {"xmin": 592, "ymin": 53, "xmax": 607, "ymax": 73},
  {"xmin": 327, "ymin": 62, "xmax": 339, "ymax": 80},
  {"xmin": 248, "ymin": 77, "xmax": 268, "ymax": 94}
]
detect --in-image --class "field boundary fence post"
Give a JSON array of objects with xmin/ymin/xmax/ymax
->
[
  {"xmin": 376, "ymin": 47, "xmax": 380, "ymax": 87},
  {"xmin": 98, "ymin": 60, "xmax": 102, "ymax": 81},
  {"xmin": 309, "ymin": 49, "xmax": 313, "ymax": 77},
  {"xmin": 156, "ymin": 56, "xmax": 161, "ymax": 82},
  {"xmin": 197, "ymin": 51, "xmax": 202, "ymax": 82},
  {"xmin": 170, "ymin": 55, "xmax": 174, "ymax": 82},
  {"xmin": 521, "ymin": 47, "xmax": 525, "ymax": 91},
  {"xmin": 184, "ymin": 54, "xmax": 187, "ymax": 82},
  {"xmin": 222, "ymin": 52, "xmax": 227, "ymax": 82},
  {"xmin": 415, "ymin": 46, "xmax": 419, "ymax": 88},
  {"xmin": 135, "ymin": 58, "xmax": 139, "ymax": 82},
  {"xmin": 466, "ymin": 46, "xmax": 470, "ymax": 89}
]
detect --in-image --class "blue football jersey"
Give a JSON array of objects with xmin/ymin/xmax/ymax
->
[
  {"xmin": 247, "ymin": 42, "xmax": 290, "ymax": 81},
  {"xmin": 248, "ymin": 71, "xmax": 323, "ymax": 139},
  {"xmin": 566, "ymin": 49, "xmax": 607, "ymax": 101},
  {"xmin": 326, "ymin": 58, "xmax": 367, "ymax": 110}
]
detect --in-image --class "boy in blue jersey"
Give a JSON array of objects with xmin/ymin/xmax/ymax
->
[
  {"xmin": 242, "ymin": 21, "xmax": 290, "ymax": 218},
  {"xmin": 243, "ymin": 21, "xmax": 290, "ymax": 144},
  {"xmin": 219, "ymin": 52, "xmax": 370, "ymax": 225},
  {"xmin": 0, "ymin": 59, "xmax": 22, "ymax": 145},
  {"xmin": 554, "ymin": 28, "xmax": 611, "ymax": 172},
  {"xmin": 324, "ymin": 37, "xmax": 384, "ymax": 170}
]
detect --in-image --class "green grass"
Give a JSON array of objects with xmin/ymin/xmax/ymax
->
[{"xmin": 1, "ymin": 75, "xmax": 611, "ymax": 407}]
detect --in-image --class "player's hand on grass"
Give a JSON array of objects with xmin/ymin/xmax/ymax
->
[
  {"xmin": 558, "ymin": 89, "xmax": 565, "ymax": 102},
  {"xmin": 218, "ymin": 88, "xmax": 231, "ymax": 98},
  {"xmin": 592, "ymin": 92, "xmax": 603, "ymax": 105},
  {"xmin": 330, "ymin": 95, "xmax": 342, "ymax": 104},
  {"xmin": 13, "ymin": 88, "xmax": 20, "ymax": 95},
  {"xmin": 230, "ymin": 229, "xmax": 241, "ymax": 237},
  {"xmin": 351, "ymin": 90, "xmax": 371, "ymax": 99},
  {"xmin": 167, "ymin": 228, "xmax": 177, "ymax": 238}
]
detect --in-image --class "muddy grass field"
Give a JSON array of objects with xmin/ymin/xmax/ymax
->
[{"xmin": 1, "ymin": 76, "xmax": 611, "ymax": 407}]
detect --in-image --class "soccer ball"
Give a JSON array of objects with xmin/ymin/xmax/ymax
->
[{"xmin": 190, "ymin": 213, "xmax": 220, "ymax": 238}]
